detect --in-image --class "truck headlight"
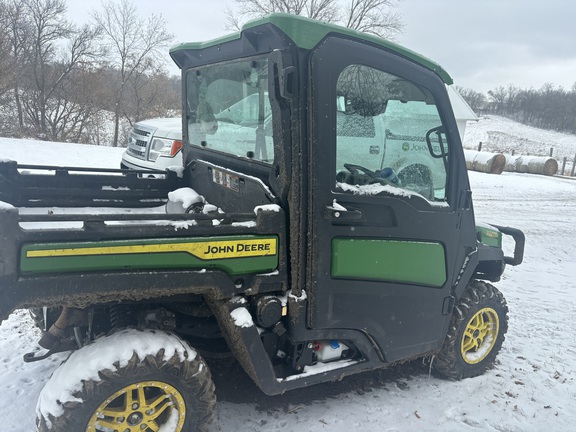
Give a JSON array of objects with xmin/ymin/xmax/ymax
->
[{"xmin": 148, "ymin": 139, "xmax": 183, "ymax": 161}]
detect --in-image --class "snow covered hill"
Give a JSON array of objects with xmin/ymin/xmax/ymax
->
[
  {"xmin": 463, "ymin": 115, "xmax": 576, "ymax": 163},
  {"xmin": 0, "ymin": 121, "xmax": 575, "ymax": 431}
]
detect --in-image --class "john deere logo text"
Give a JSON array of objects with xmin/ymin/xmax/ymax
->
[
  {"xmin": 25, "ymin": 237, "xmax": 278, "ymax": 261},
  {"xmin": 200, "ymin": 239, "xmax": 276, "ymax": 259},
  {"xmin": 203, "ymin": 241, "xmax": 272, "ymax": 256}
]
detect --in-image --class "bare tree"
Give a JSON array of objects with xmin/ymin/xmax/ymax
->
[
  {"xmin": 343, "ymin": 0, "xmax": 403, "ymax": 38},
  {"xmin": 124, "ymin": 69, "xmax": 180, "ymax": 124},
  {"xmin": 225, "ymin": 0, "xmax": 404, "ymax": 40},
  {"xmin": 92, "ymin": 0, "xmax": 173, "ymax": 147},
  {"xmin": 487, "ymin": 86, "xmax": 507, "ymax": 113},
  {"xmin": 455, "ymin": 86, "xmax": 487, "ymax": 112},
  {"xmin": 1, "ymin": 0, "xmax": 32, "ymax": 134},
  {"xmin": 22, "ymin": 0, "xmax": 72, "ymax": 135},
  {"xmin": 11, "ymin": 0, "xmax": 101, "ymax": 141},
  {"xmin": 0, "ymin": 4, "xmax": 12, "ymax": 99},
  {"xmin": 0, "ymin": 2, "xmax": 16, "ymax": 135}
]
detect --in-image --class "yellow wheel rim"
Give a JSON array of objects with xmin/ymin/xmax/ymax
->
[
  {"xmin": 460, "ymin": 307, "xmax": 499, "ymax": 365},
  {"xmin": 86, "ymin": 381, "xmax": 186, "ymax": 432}
]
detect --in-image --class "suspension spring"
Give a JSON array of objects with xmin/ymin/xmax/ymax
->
[{"xmin": 109, "ymin": 304, "xmax": 138, "ymax": 329}]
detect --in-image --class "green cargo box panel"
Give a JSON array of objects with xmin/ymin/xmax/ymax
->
[{"xmin": 21, "ymin": 236, "xmax": 278, "ymax": 276}]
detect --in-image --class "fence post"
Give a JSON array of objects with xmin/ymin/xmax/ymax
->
[
  {"xmin": 477, "ymin": 142, "xmax": 483, "ymax": 151},
  {"xmin": 562, "ymin": 157, "xmax": 567, "ymax": 176},
  {"xmin": 511, "ymin": 149, "xmax": 515, "ymax": 156},
  {"xmin": 550, "ymin": 147, "xmax": 554, "ymax": 157},
  {"xmin": 571, "ymin": 154, "xmax": 576, "ymax": 177}
]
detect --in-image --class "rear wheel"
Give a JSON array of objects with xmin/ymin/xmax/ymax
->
[
  {"xmin": 433, "ymin": 280, "xmax": 508, "ymax": 379},
  {"xmin": 36, "ymin": 329, "xmax": 216, "ymax": 432}
]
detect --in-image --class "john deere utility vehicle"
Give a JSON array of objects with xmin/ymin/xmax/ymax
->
[{"xmin": 0, "ymin": 13, "xmax": 524, "ymax": 432}]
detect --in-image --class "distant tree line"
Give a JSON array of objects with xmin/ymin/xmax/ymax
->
[
  {"xmin": 456, "ymin": 83, "xmax": 576, "ymax": 135},
  {"xmin": 0, "ymin": 0, "xmax": 180, "ymax": 146}
]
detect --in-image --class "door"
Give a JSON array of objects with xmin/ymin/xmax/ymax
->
[{"xmin": 307, "ymin": 37, "xmax": 475, "ymax": 362}]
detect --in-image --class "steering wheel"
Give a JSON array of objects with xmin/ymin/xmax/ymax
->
[
  {"xmin": 342, "ymin": 163, "xmax": 393, "ymax": 186},
  {"xmin": 344, "ymin": 163, "xmax": 377, "ymax": 177}
]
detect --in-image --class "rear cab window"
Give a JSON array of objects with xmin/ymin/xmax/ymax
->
[{"xmin": 185, "ymin": 58, "xmax": 274, "ymax": 164}]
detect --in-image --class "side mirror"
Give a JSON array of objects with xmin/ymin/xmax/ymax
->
[{"xmin": 426, "ymin": 126, "xmax": 449, "ymax": 159}]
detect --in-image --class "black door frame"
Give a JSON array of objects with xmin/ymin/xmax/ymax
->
[{"xmin": 306, "ymin": 36, "xmax": 475, "ymax": 362}]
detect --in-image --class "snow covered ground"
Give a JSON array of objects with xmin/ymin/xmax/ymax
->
[
  {"xmin": 0, "ymin": 137, "xmax": 125, "ymax": 167},
  {"xmin": 1, "ymin": 121, "xmax": 576, "ymax": 431}
]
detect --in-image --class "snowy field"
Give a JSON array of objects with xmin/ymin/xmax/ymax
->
[{"xmin": 1, "ymin": 122, "xmax": 576, "ymax": 431}]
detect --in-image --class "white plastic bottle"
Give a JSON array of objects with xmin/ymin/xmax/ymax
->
[{"xmin": 315, "ymin": 340, "xmax": 348, "ymax": 362}]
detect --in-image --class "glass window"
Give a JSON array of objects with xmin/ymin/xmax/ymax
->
[
  {"xmin": 186, "ymin": 58, "xmax": 273, "ymax": 163},
  {"xmin": 335, "ymin": 65, "xmax": 449, "ymax": 202}
]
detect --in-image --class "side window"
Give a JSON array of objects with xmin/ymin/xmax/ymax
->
[{"xmin": 335, "ymin": 65, "xmax": 449, "ymax": 202}]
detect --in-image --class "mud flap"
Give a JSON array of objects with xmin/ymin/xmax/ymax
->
[{"xmin": 208, "ymin": 297, "xmax": 282, "ymax": 395}]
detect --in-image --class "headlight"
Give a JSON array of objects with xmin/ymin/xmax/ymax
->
[{"xmin": 148, "ymin": 138, "xmax": 182, "ymax": 161}]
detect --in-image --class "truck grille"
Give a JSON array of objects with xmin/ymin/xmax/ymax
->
[
  {"xmin": 133, "ymin": 128, "xmax": 150, "ymax": 137},
  {"xmin": 126, "ymin": 124, "xmax": 155, "ymax": 160}
]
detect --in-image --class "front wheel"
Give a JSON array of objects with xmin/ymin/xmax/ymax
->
[
  {"xmin": 433, "ymin": 280, "xmax": 508, "ymax": 380},
  {"xmin": 36, "ymin": 329, "xmax": 216, "ymax": 432}
]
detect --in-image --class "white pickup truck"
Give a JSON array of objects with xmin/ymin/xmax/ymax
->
[
  {"xmin": 121, "ymin": 87, "xmax": 474, "ymax": 178},
  {"xmin": 121, "ymin": 118, "xmax": 183, "ymax": 171}
]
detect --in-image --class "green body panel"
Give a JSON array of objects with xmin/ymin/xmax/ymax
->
[
  {"xmin": 476, "ymin": 224, "xmax": 502, "ymax": 248},
  {"xmin": 169, "ymin": 13, "xmax": 453, "ymax": 85},
  {"xmin": 21, "ymin": 236, "xmax": 279, "ymax": 276},
  {"xmin": 331, "ymin": 238, "xmax": 447, "ymax": 287}
]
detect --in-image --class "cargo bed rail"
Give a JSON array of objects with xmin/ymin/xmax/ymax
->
[{"xmin": 0, "ymin": 160, "xmax": 180, "ymax": 207}]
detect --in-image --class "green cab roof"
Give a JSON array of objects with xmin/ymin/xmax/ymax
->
[{"xmin": 170, "ymin": 13, "xmax": 453, "ymax": 85}]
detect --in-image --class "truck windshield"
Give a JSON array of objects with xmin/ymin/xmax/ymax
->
[{"xmin": 185, "ymin": 58, "xmax": 273, "ymax": 163}]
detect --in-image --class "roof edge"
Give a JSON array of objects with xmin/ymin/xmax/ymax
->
[{"xmin": 170, "ymin": 13, "xmax": 453, "ymax": 85}]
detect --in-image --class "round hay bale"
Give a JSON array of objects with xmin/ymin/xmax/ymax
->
[
  {"xmin": 504, "ymin": 155, "xmax": 520, "ymax": 172},
  {"xmin": 472, "ymin": 152, "xmax": 506, "ymax": 174},
  {"xmin": 515, "ymin": 156, "xmax": 531, "ymax": 173},
  {"xmin": 527, "ymin": 157, "xmax": 558, "ymax": 176},
  {"xmin": 463, "ymin": 150, "xmax": 475, "ymax": 170},
  {"xmin": 463, "ymin": 150, "xmax": 506, "ymax": 174},
  {"xmin": 487, "ymin": 153, "xmax": 506, "ymax": 174},
  {"xmin": 515, "ymin": 156, "xmax": 557, "ymax": 175}
]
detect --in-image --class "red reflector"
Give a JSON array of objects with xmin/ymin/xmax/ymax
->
[{"xmin": 170, "ymin": 140, "xmax": 183, "ymax": 157}]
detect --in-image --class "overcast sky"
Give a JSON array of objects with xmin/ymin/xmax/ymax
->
[{"xmin": 67, "ymin": 0, "xmax": 576, "ymax": 93}]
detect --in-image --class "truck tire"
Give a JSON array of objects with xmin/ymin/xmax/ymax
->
[
  {"xmin": 36, "ymin": 330, "xmax": 216, "ymax": 432},
  {"xmin": 433, "ymin": 280, "xmax": 508, "ymax": 380}
]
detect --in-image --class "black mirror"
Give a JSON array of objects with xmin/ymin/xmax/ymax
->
[{"xmin": 426, "ymin": 126, "xmax": 449, "ymax": 159}]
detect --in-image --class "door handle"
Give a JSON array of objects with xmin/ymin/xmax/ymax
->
[{"xmin": 324, "ymin": 205, "xmax": 363, "ymax": 221}]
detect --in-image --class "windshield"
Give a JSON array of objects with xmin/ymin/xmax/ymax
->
[{"xmin": 185, "ymin": 58, "xmax": 273, "ymax": 163}]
